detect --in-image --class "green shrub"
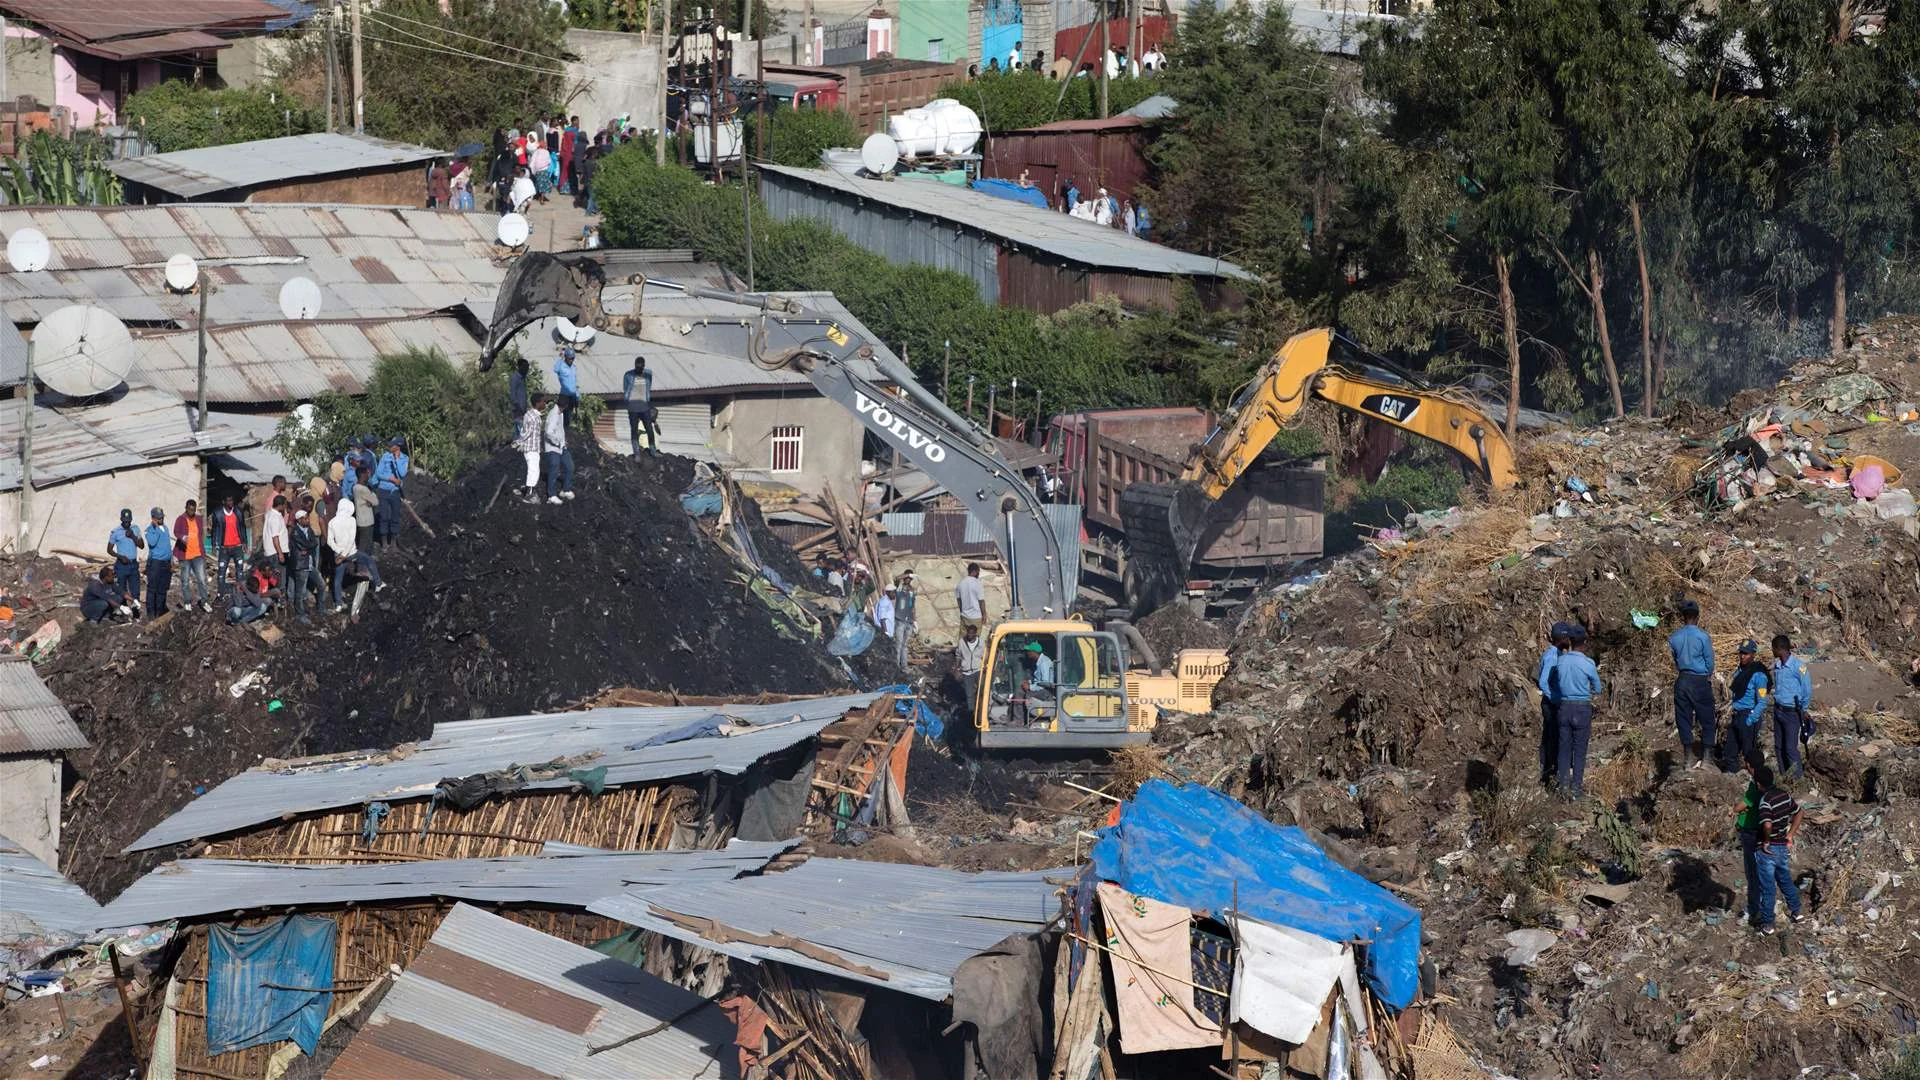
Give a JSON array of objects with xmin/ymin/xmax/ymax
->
[
  {"xmin": 270, "ymin": 347, "xmax": 518, "ymax": 481},
  {"xmin": 754, "ymin": 107, "xmax": 861, "ymax": 167},
  {"xmin": 124, "ymin": 82, "xmax": 321, "ymax": 152}
]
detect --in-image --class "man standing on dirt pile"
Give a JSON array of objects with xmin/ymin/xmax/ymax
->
[
  {"xmin": 1734, "ymin": 753, "xmax": 1766, "ymax": 928},
  {"xmin": 328, "ymin": 488, "xmax": 384, "ymax": 614},
  {"xmin": 209, "ymin": 494, "xmax": 249, "ymax": 600},
  {"xmin": 173, "ymin": 499, "xmax": 211, "ymax": 614},
  {"xmin": 142, "ymin": 507, "xmax": 173, "ymax": 619},
  {"xmin": 1770, "ymin": 634, "xmax": 1813, "ymax": 780},
  {"xmin": 1552, "ymin": 626, "xmax": 1601, "ymax": 798},
  {"xmin": 1538, "ymin": 622, "xmax": 1571, "ymax": 787},
  {"xmin": 554, "ymin": 346, "xmax": 580, "ymax": 429},
  {"xmin": 956, "ymin": 622, "xmax": 985, "ymax": 709},
  {"xmin": 875, "ymin": 584, "xmax": 897, "ymax": 641},
  {"xmin": 107, "ymin": 508, "xmax": 144, "ymax": 618},
  {"xmin": 624, "ymin": 357, "xmax": 660, "ymax": 457},
  {"xmin": 1670, "ymin": 599, "xmax": 1717, "ymax": 771},
  {"xmin": 541, "ymin": 395, "xmax": 575, "ymax": 504},
  {"xmin": 373, "ymin": 436, "xmax": 410, "ymax": 548},
  {"xmin": 956, "ymin": 562, "xmax": 985, "ymax": 631},
  {"xmin": 515, "ymin": 393, "xmax": 544, "ymax": 503},
  {"xmin": 894, "ymin": 571, "xmax": 918, "ymax": 667},
  {"xmin": 1724, "ymin": 641, "xmax": 1770, "ymax": 772},
  {"xmin": 1751, "ymin": 763, "xmax": 1807, "ymax": 935}
]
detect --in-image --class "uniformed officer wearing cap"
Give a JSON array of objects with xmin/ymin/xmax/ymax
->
[
  {"xmin": 1722, "ymin": 639, "xmax": 1770, "ymax": 771},
  {"xmin": 1537, "ymin": 622, "xmax": 1574, "ymax": 786},
  {"xmin": 1669, "ymin": 598, "xmax": 1717, "ymax": 770}
]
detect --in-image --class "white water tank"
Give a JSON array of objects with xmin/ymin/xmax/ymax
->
[
  {"xmin": 887, "ymin": 109, "xmax": 940, "ymax": 157},
  {"xmin": 923, "ymin": 98, "xmax": 983, "ymax": 155},
  {"xmin": 821, "ymin": 147, "xmax": 866, "ymax": 174}
]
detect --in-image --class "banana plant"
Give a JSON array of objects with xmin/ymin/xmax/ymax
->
[{"xmin": 0, "ymin": 130, "xmax": 125, "ymax": 205}]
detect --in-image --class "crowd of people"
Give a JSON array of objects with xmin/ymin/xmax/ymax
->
[
  {"xmin": 481, "ymin": 114, "xmax": 649, "ymax": 218},
  {"xmin": 1534, "ymin": 597, "xmax": 1812, "ymax": 934},
  {"xmin": 966, "ymin": 39, "xmax": 1167, "ymax": 79},
  {"xmin": 82, "ymin": 439, "xmax": 410, "ymax": 629}
]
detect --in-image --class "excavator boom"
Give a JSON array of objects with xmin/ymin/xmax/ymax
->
[{"xmin": 1120, "ymin": 328, "xmax": 1517, "ymax": 612}]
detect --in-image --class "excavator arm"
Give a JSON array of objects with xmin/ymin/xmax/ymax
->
[
  {"xmin": 480, "ymin": 250, "xmax": 1072, "ymax": 618},
  {"xmin": 1120, "ymin": 328, "xmax": 1517, "ymax": 613}
]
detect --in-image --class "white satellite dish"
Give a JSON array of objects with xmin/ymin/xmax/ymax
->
[
  {"xmin": 859, "ymin": 132, "xmax": 900, "ymax": 176},
  {"xmin": 554, "ymin": 317, "xmax": 596, "ymax": 345},
  {"xmin": 7, "ymin": 228, "xmax": 50, "ymax": 273},
  {"xmin": 29, "ymin": 305, "xmax": 134, "ymax": 396},
  {"xmin": 278, "ymin": 277, "xmax": 324, "ymax": 320},
  {"xmin": 164, "ymin": 253, "xmax": 200, "ymax": 293},
  {"xmin": 497, "ymin": 212, "xmax": 531, "ymax": 248},
  {"xmin": 292, "ymin": 402, "xmax": 318, "ymax": 430}
]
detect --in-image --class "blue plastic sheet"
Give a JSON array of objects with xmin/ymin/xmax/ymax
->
[
  {"xmin": 972, "ymin": 177, "xmax": 1051, "ymax": 209},
  {"xmin": 206, "ymin": 915, "xmax": 337, "ymax": 1056},
  {"xmin": 827, "ymin": 606, "xmax": 876, "ymax": 656},
  {"xmin": 1089, "ymin": 781, "xmax": 1423, "ymax": 1009},
  {"xmin": 874, "ymin": 682, "xmax": 942, "ymax": 740},
  {"xmin": 631, "ymin": 715, "xmax": 727, "ymax": 749}
]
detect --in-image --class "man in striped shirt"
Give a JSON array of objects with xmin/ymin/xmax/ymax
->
[{"xmin": 1751, "ymin": 764, "xmax": 1806, "ymax": 934}]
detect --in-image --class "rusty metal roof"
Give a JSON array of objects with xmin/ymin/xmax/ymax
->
[
  {"xmin": 132, "ymin": 317, "xmax": 481, "ymax": 404},
  {"xmin": 0, "ymin": 657, "xmax": 86, "ymax": 755},
  {"xmin": 110, "ymin": 133, "xmax": 445, "ymax": 199},
  {"xmin": 328, "ymin": 903, "xmax": 730, "ymax": 1080},
  {"xmin": 0, "ymin": 388, "xmax": 256, "ymax": 493},
  {"xmin": 0, "ymin": 0, "xmax": 287, "ymax": 44}
]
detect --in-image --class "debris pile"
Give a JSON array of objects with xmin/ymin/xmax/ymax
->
[{"xmin": 1142, "ymin": 319, "xmax": 1920, "ymax": 1077}]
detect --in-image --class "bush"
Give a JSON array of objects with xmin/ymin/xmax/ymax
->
[
  {"xmin": 124, "ymin": 82, "xmax": 322, "ymax": 152},
  {"xmin": 754, "ymin": 107, "xmax": 860, "ymax": 167},
  {"xmin": 270, "ymin": 347, "xmax": 519, "ymax": 481},
  {"xmin": 935, "ymin": 70, "xmax": 1164, "ymax": 134},
  {"xmin": 592, "ymin": 148, "xmax": 1177, "ymax": 413}
]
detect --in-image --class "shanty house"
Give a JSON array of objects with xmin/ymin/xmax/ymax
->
[
  {"xmin": 756, "ymin": 163, "xmax": 1253, "ymax": 314},
  {"xmin": 110, "ymin": 133, "xmax": 447, "ymax": 206},
  {"xmin": 0, "ymin": 658, "xmax": 86, "ymax": 866},
  {"xmin": 981, "ymin": 113, "xmax": 1152, "ymax": 212},
  {"xmin": 0, "ymin": 0, "xmax": 305, "ymax": 127}
]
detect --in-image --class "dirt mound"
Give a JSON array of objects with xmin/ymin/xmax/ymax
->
[
  {"xmin": 1135, "ymin": 601, "xmax": 1230, "ymax": 657},
  {"xmin": 279, "ymin": 443, "xmax": 856, "ymax": 753},
  {"xmin": 1143, "ymin": 321, "xmax": 1920, "ymax": 1078}
]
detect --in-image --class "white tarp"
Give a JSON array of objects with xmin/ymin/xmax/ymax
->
[{"xmin": 1229, "ymin": 915, "xmax": 1367, "ymax": 1045}]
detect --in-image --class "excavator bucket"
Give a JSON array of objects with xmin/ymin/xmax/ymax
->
[{"xmin": 1119, "ymin": 481, "xmax": 1214, "ymax": 616}]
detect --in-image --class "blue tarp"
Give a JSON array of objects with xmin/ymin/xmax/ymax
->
[
  {"xmin": 972, "ymin": 177, "xmax": 1051, "ymax": 209},
  {"xmin": 206, "ymin": 915, "xmax": 337, "ymax": 1056},
  {"xmin": 875, "ymin": 682, "xmax": 943, "ymax": 740},
  {"xmin": 1089, "ymin": 780, "xmax": 1423, "ymax": 1009}
]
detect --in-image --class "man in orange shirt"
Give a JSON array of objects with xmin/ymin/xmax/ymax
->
[{"xmin": 172, "ymin": 499, "xmax": 212, "ymax": 613}]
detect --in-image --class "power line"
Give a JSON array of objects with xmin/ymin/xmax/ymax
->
[{"xmin": 361, "ymin": 6, "xmax": 573, "ymax": 66}]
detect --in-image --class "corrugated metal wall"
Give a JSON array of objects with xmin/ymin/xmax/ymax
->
[
  {"xmin": 981, "ymin": 126, "xmax": 1150, "ymax": 205},
  {"xmin": 760, "ymin": 171, "xmax": 1004, "ymax": 304}
]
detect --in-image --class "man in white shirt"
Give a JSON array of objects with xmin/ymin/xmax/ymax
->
[
  {"xmin": 1008, "ymin": 41, "xmax": 1022, "ymax": 68},
  {"xmin": 955, "ymin": 561, "xmax": 985, "ymax": 631},
  {"xmin": 262, "ymin": 494, "xmax": 290, "ymax": 564},
  {"xmin": 327, "ymin": 497, "xmax": 384, "ymax": 613},
  {"xmin": 874, "ymin": 584, "xmax": 897, "ymax": 639},
  {"xmin": 955, "ymin": 622, "xmax": 985, "ymax": 709},
  {"xmin": 541, "ymin": 396, "xmax": 575, "ymax": 505},
  {"xmin": 514, "ymin": 395, "xmax": 544, "ymax": 502}
]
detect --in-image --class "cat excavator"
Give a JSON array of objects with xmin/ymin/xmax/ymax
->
[
  {"xmin": 1120, "ymin": 328, "xmax": 1521, "ymax": 614},
  {"xmin": 479, "ymin": 249, "xmax": 1226, "ymax": 749}
]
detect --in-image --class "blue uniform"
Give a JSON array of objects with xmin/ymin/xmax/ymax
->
[
  {"xmin": 372, "ymin": 450, "xmax": 409, "ymax": 544},
  {"xmin": 143, "ymin": 523, "xmax": 173, "ymax": 562},
  {"xmin": 1669, "ymin": 623, "xmax": 1716, "ymax": 755},
  {"xmin": 108, "ymin": 524, "xmax": 141, "ymax": 604},
  {"xmin": 1771, "ymin": 655, "xmax": 1812, "ymax": 778},
  {"xmin": 373, "ymin": 450, "xmax": 409, "ymax": 493},
  {"xmin": 1551, "ymin": 650, "xmax": 1600, "ymax": 794},
  {"xmin": 1536, "ymin": 645, "xmax": 1560, "ymax": 784},
  {"xmin": 142, "ymin": 522, "xmax": 174, "ymax": 615},
  {"xmin": 109, "ymin": 524, "xmax": 140, "ymax": 562},
  {"xmin": 554, "ymin": 358, "xmax": 579, "ymax": 396},
  {"xmin": 1723, "ymin": 664, "xmax": 1768, "ymax": 770}
]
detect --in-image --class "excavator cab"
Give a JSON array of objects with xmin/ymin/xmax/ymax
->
[{"xmin": 975, "ymin": 621, "xmax": 1139, "ymax": 749}]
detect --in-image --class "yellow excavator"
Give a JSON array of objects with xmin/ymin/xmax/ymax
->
[{"xmin": 1121, "ymin": 328, "xmax": 1520, "ymax": 613}]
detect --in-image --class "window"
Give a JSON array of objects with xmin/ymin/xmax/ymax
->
[
  {"xmin": 770, "ymin": 425, "xmax": 804, "ymax": 473},
  {"xmin": 927, "ymin": 37, "xmax": 943, "ymax": 61}
]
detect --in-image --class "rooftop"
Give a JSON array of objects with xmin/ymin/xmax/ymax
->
[
  {"xmin": 327, "ymin": 903, "xmax": 731, "ymax": 1080},
  {"xmin": 0, "ymin": 388, "xmax": 256, "ymax": 494},
  {"xmin": 109, "ymin": 133, "xmax": 447, "ymax": 200},
  {"xmin": 590, "ymin": 857, "xmax": 1065, "ymax": 1001},
  {"xmin": 756, "ymin": 164, "xmax": 1254, "ymax": 281},
  {"xmin": 0, "ymin": 833, "xmax": 104, "ymax": 947},
  {"xmin": 127, "ymin": 691, "xmax": 886, "ymax": 852},
  {"xmin": 0, "ymin": 657, "xmax": 88, "ymax": 755},
  {"xmin": 95, "ymin": 840, "xmax": 798, "ymax": 928},
  {"xmin": 0, "ymin": 0, "xmax": 291, "ymax": 58}
]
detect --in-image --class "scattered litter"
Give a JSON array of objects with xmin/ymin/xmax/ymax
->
[{"xmin": 1502, "ymin": 929, "xmax": 1557, "ymax": 967}]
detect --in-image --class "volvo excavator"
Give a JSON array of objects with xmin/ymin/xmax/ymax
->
[
  {"xmin": 1120, "ymin": 328, "xmax": 1520, "ymax": 614},
  {"xmin": 480, "ymin": 249, "xmax": 1224, "ymax": 749}
]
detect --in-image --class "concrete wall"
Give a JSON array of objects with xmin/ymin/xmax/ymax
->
[
  {"xmin": 564, "ymin": 28, "xmax": 807, "ymax": 136},
  {"xmin": 716, "ymin": 392, "xmax": 864, "ymax": 505},
  {"xmin": 4, "ymin": 24, "xmax": 56, "ymax": 107},
  {"xmin": 215, "ymin": 35, "xmax": 294, "ymax": 89},
  {"xmin": 0, "ymin": 756, "xmax": 61, "ymax": 867},
  {"xmin": 885, "ymin": 555, "xmax": 1010, "ymax": 646},
  {"xmin": 1, "ymin": 458, "xmax": 203, "ymax": 560},
  {"xmin": 898, "ymin": 0, "xmax": 972, "ymax": 63}
]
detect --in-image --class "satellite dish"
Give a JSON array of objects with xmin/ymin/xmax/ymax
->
[
  {"xmin": 497, "ymin": 212, "xmax": 531, "ymax": 248},
  {"xmin": 554, "ymin": 317, "xmax": 595, "ymax": 345},
  {"xmin": 292, "ymin": 403, "xmax": 318, "ymax": 430},
  {"xmin": 278, "ymin": 277, "xmax": 323, "ymax": 320},
  {"xmin": 859, "ymin": 133, "xmax": 900, "ymax": 176},
  {"xmin": 164, "ymin": 253, "xmax": 200, "ymax": 293},
  {"xmin": 29, "ymin": 305, "xmax": 134, "ymax": 396},
  {"xmin": 7, "ymin": 228, "xmax": 50, "ymax": 273}
]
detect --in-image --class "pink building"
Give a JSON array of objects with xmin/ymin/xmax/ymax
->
[{"xmin": 0, "ymin": 0, "xmax": 292, "ymax": 127}]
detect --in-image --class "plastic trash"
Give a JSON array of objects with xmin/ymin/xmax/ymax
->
[
  {"xmin": 1503, "ymin": 928, "xmax": 1557, "ymax": 967},
  {"xmin": 827, "ymin": 606, "xmax": 876, "ymax": 657},
  {"xmin": 1851, "ymin": 464, "xmax": 1886, "ymax": 500},
  {"xmin": 1631, "ymin": 610, "xmax": 1660, "ymax": 629},
  {"xmin": 1566, "ymin": 476, "xmax": 1590, "ymax": 494}
]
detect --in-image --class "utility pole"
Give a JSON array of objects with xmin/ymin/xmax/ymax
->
[
  {"xmin": 1129, "ymin": 0, "xmax": 1143, "ymax": 77},
  {"xmin": 20, "ymin": 333, "xmax": 31, "ymax": 551},
  {"xmin": 966, "ymin": 373, "xmax": 976, "ymax": 418},
  {"xmin": 656, "ymin": 0, "xmax": 672, "ymax": 166},
  {"xmin": 194, "ymin": 279, "xmax": 212, "ymax": 432},
  {"xmin": 749, "ymin": 0, "xmax": 766, "ymax": 161},
  {"xmin": 323, "ymin": 10, "xmax": 336, "ymax": 132},
  {"xmin": 349, "ymin": 0, "xmax": 365, "ymax": 134},
  {"xmin": 942, "ymin": 339, "xmax": 951, "ymax": 403},
  {"xmin": 1098, "ymin": 9, "xmax": 1111, "ymax": 118},
  {"xmin": 742, "ymin": 157, "xmax": 755, "ymax": 288}
]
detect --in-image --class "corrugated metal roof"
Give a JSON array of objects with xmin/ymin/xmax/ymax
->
[
  {"xmin": 133, "ymin": 317, "xmax": 480, "ymax": 404},
  {"xmin": 127, "ymin": 692, "xmax": 885, "ymax": 852},
  {"xmin": 0, "ymin": 317, "xmax": 25, "ymax": 386},
  {"xmin": 73, "ymin": 30, "xmax": 231, "ymax": 61},
  {"xmin": 109, "ymin": 134, "xmax": 446, "ymax": 200},
  {"xmin": 0, "ymin": 657, "xmax": 87, "ymax": 755},
  {"xmin": 757, "ymin": 164, "xmax": 1254, "ymax": 280},
  {"xmin": 202, "ymin": 409, "xmax": 301, "ymax": 484},
  {"xmin": 0, "ymin": 833, "xmax": 104, "ymax": 944},
  {"xmin": 0, "ymin": 388, "xmax": 257, "ymax": 493},
  {"xmin": 329, "ymin": 903, "xmax": 731, "ymax": 1080},
  {"xmin": 0, "ymin": 0, "xmax": 286, "ymax": 46},
  {"xmin": 1281, "ymin": 0, "xmax": 1399, "ymax": 57},
  {"xmin": 590, "ymin": 858, "xmax": 1066, "ymax": 1001},
  {"xmin": 95, "ymin": 840, "xmax": 798, "ymax": 928}
]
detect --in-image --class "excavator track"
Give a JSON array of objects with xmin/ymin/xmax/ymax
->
[{"xmin": 1119, "ymin": 481, "xmax": 1212, "ymax": 616}]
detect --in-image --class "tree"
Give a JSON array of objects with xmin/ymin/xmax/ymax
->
[
  {"xmin": 124, "ymin": 82, "xmax": 323, "ymax": 152},
  {"xmin": 752, "ymin": 106, "xmax": 858, "ymax": 167},
  {"xmin": 270, "ymin": 348, "xmax": 520, "ymax": 480},
  {"xmin": 277, "ymin": 0, "xmax": 570, "ymax": 151}
]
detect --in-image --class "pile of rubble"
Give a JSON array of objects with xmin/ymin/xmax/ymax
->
[{"xmin": 1142, "ymin": 319, "xmax": 1920, "ymax": 1078}]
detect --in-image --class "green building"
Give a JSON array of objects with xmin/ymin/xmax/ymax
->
[{"xmin": 897, "ymin": 0, "xmax": 973, "ymax": 64}]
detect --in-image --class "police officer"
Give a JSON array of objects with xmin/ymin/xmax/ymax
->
[
  {"xmin": 1552, "ymin": 626, "xmax": 1602, "ymax": 798},
  {"xmin": 1669, "ymin": 599, "xmax": 1716, "ymax": 771},
  {"xmin": 1537, "ymin": 622, "xmax": 1572, "ymax": 787}
]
